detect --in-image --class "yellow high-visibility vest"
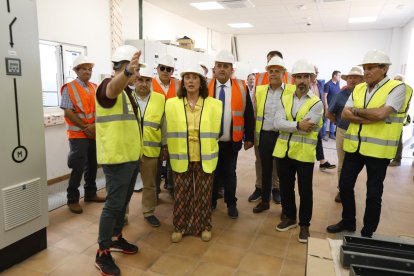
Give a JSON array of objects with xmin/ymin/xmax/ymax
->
[
  {"xmin": 165, "ymin": 96, "xmax": 222, "ymax": 173},
  {"xmin": 273, "ymin": 91, "xmax": 322, "ymax": 163},
  {"xmin": 138, "ymin": 92, "xmax": 165, "ymax": 157},
  {"xmin": 255, "ymin": 84, "xmax": 295, "ymax": 146},
  {"xmin": 344, "ymin": 80, "xmax": 408, "ymax": 159},
  {"xmin": 96, "ymin": 91, "xmax": 142, "ymax": 164}
]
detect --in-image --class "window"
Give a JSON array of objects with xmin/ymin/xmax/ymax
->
[{"xmin": 39, "ymin": 40, "xmax": 86, "ymax": 107}]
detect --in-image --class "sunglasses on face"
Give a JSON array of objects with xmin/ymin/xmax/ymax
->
[{"xmin": 159, "ymin": 66, "xmax": 173, "ymax": 73}]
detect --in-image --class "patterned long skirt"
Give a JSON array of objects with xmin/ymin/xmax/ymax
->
[{"xmin": 172, "ymin": 162, "xmax": 213, "ymax": 235}]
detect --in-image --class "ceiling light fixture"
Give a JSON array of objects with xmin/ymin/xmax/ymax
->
[
  {"xmin": 190, "ymin": 1, "xmax": 224, "ymax": 10},
  {"xmin": 228, "ymin": 23, "xmax": 254, "ymax": 28},
  {"xmin": 349, "ymin": 16, "xmax": 377, "ymax": 23}
]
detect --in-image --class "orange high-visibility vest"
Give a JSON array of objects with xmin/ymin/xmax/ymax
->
[
  {"xmin": 152, "ymin": 78, "xmax": 180, "ymax": 99},
  {"xmin": 255, "ymin": 71, "xmax": 294, "ymax": 86},
  {"xmin": 208, "ymin": 78, "xmax": 246, "ymax": 142},
  {"xmin": 61, "ymin": 80, "xmax": 96, "ymax": 139}
]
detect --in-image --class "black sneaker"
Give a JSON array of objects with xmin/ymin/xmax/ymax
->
[
  {"xmin": 145, "ymin": 215, "xmax": 160, "ymax": 227},
  {"xmin": 272, "ymin": 188, "xmax": 281, "ymax": 204},
  {"xmin": 227, "ymin": 205, "xmax": 239, "ymax": 219},
  {"xmin": 110, "ymin": 236, "xmax": 138, "ymax": 254},
  {"xmin": 276, "ymin": 218, "xmax": 297, "ymax": 232},
  {"xmin": 298, "ymin": 226, "xmax": 310, "ymax": 243},
  {"xmin": 95, "ymin": 249, "xmax": 120, "ymax": 276},
  {"xmin": 248, "ymin": 188, "xmax": 262, "ymax": 202},
  {"xmin": 319, "ymin": 161, "xmax": 336, "ymax": 171}
]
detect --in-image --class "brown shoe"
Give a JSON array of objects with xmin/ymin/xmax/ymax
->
[
  {"xmin": 84, "ymin": 195, "xmax": 106, "ymax": 203},
  {"xmin": 334, "ymin": 192, "xmax": 341, "ymax": 203},
  {"xmin": 253, "ymin": 202, "xmax": 270, "ymax": 213},
  {"xmin": 68, "ymin": 202, "xmax": 83, "ymax": 214}
]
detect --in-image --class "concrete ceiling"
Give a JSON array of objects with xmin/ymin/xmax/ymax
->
[{"xmin": 144, "ymin": 0, "xmax": 414, "ymax": 34}]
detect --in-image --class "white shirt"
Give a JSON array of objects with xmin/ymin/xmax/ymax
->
[
  {"xmin": 135, "ymin": 92, "xmax": 150, "ymax": 116},
  {"xmin": 345, "ymin": 77, "xmax": 406, "ymax": 112},
  {"xmin": 262, "ymin": 84, "xmax": 284, "ymax": 131},
  {"xmin": 155, "ymin": 76, "xmax": 170, "ymax": 95},
  {"xmin": 274, "ymin": 89, "xmax": 323, "ymax": 134},
  {"xmin": 215, "ymin": 79, "xmax": 232, "ymax": 142}
]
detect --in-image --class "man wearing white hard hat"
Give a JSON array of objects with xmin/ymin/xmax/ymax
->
[
  {"xmin": 153, "ymin": 54, "xmax": 180, "ymax": 99},
  {"xmin": 208, "ymin": 50, "xmax": 255, "ymax": 219},
  {"xmin": 274, "ymin": 59, "xmax": 323, "ymax": 243},
  {"xmin": 94, "ymin": 45, "xmax": 144, "ymax": 276},
  {"xmin": 152, "ymin": 54, "xmax": 179, "ymax": 194},
  {"xmin": 252, "ymin": 56, "xmax": 294, "ymax": 214},
  {"xmin": 327, "ymin": 50, "xmax": 409, "ymax": 238},
  {"xmin": 60, "ymin": 55, "xmax": 106, "ymax": 215},
  {"xmin": 132, "ymin": 67, "xmax": 165, "ymax": 228},
  {"xmin": 326, "ymin": 66, "xmax": 364, "ymax": 203}
]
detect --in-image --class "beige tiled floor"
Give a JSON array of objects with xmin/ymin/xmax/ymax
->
[{"xmin": 3, "ymin": 140, "xmax": 414, "ymax": 275}]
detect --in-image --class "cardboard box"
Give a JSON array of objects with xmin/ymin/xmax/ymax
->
[
  {"xmin": 306, "ymin": 237, "xmax": 336, "ymax": 276},
  {"xmin": 177, "ymin": 38, "xmax": 194, "ymax": 50}
]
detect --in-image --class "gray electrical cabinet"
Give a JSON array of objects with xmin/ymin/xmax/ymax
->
[{"xmin": 0, "ymin": 0, "xmax": 48, "ymax": 271}]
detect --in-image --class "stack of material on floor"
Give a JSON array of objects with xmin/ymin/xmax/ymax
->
[{"xmin": 340, "ymin": 235, "xmax": 414, "ymax": 276}]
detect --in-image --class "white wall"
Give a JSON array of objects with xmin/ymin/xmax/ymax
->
[
  {"xmin": 36, "ymin": 0, "xmax": 112, "ymax": 82},
  {"xmin": 236, "ymin": 29, "xmax": 395, "ymax": 83}
]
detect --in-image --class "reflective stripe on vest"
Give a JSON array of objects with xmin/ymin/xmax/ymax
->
[
  {"xmin": 273, "ymin": 91, "xmax": 322, "ymax": 162},
  {"xmin": 255, "ymin": 72, "xmax": 268, "ymax": 86},
  {"xmin": 165, "ymin": 96, "xmax": 222, "ymax": 173},
  {"xmin": 138, "ymin": 92, "xmax": 165, "ymax": 157},
  {"xmin": 95, "ymin": 91, "xmax": 142, "ymax": 164},
  {"xmin": 208, "ymin": 78, "xmax": 246, "ymax": 142},
  {"xmin": 254, "ymin": 84, "xmax": 295, "ymax": 146},
  {"xmin": 61, "ymin": 80, "xmax": 96, "ymax": 139},
  {"xmin": 343, "ymin": 80, "xmax": 406, "ymax": 159}
]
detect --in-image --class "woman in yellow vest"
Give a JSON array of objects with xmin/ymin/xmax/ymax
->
[{"xmin": 164, "ymin": 66, "xmax": 222, "ymax": 243}]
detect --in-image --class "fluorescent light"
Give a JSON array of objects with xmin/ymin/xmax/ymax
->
[
  {"xmin": 190, "ymin": 2, "xmax": 224, "ymax": 10},
  {"xmin": 228, "ymin": 23, "xmax": 254, "ymax": 28},
  {"xmin": 348, "ymin": 17, "xmax": 377, "ymax": 23}
]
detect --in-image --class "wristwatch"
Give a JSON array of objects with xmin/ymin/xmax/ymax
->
[{"xmin": 124, "ymin": 65, "xmax": 133, "ymax": 77}]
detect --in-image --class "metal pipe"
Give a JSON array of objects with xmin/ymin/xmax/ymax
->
[{"xmin": 139, "ymin": 0, "xmax": 143, "ymax": 39}]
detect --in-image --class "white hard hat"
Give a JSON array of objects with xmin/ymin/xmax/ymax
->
[
  {"xmin": 291, "ymin": 59, "xmax": 315, "ymax": 75},
  {"xmin": 341, "ymin": 66, "xmax": 363, "ymax": 81},
  {"xmin": 73, "ymin": 55, "xmax": 94, "ymax": 69},
  {"xmin": 112, "ymin": 45, "xmax": 142, "ymax": 64},
  {"xmin": 265, "ymin": 56, "xmax": 286, "ymax": 71},
  {"xmin": 180, "ymin": 66, "xmax": 206, "ymax": 79},
  {"xmin": 215, "ymin": 50, "xmax": 234, "ymax": 64},
  {"xmin": 360, "ymin": 49, "xmax": 392, "ymax": 65},
  {"xmin": 157, "ymin": 55, "xmax": 175, "ymax": 68},
  {"xmin": 138, "ymin": 66, "xmax": 153, "ymax": 79}
]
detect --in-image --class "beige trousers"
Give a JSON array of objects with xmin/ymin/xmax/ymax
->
[{"xmin": 141, "ymin": 155, "xmax": 158, "ymax": 217}]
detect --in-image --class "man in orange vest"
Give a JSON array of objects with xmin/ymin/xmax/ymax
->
[
  {"xmin": 60, "ymin": 55, "xmax": 106, "ymax": 214},
  {"xmin": 255, "ymin": 50, "xmax": 294, "ymax": 86},
  {"xmin": 152, "ymin": 54, "xmax": 180, "ymax": 195},
  {"xmin": 209, "ymin": 50, "xmax": 255, "ymax": 219},
  {"xmin": 152, "ymin": 54, "xmax": 180, "ymax": 99}
]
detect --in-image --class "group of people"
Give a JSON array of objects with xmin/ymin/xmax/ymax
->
[{"xmin": 60, "ymin": 45, "xmax": 412, "ymax": 276}]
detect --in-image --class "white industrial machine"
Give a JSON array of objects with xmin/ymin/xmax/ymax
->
[{"xmin": 0, "ymin": 0, "xmax": 48, "ymax": 271}]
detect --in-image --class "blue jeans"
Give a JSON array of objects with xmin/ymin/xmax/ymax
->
[
  {"xmin": 98, "ymin": 161, "xmax": 139, "ymax": 249},
  {"xmin": 322, "ymin": 118, "xmax": 336, "ymax": 137}
]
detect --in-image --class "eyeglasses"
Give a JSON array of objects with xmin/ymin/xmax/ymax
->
[{"xmin": 159, "ymin": 66, "xmax": 173, "ymax": 73}]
